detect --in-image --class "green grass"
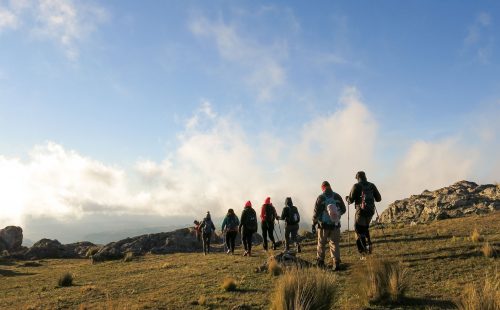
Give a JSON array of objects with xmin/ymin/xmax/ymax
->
[{"xmin": 0, "ymin": 212, "xmax": 498, "ymax": 309}]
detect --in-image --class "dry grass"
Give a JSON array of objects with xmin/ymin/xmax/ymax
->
[
  {"xmin": 123, "ymin": 252, "xmax": 134, "ymax": 262},
  {"xmin": 85, "ymin": 247, "xmax": 100, "ymax": 258},
  {"xmin": 456, "ymin": 272, "xmax": 500, "ymax": 310},
  {"xmin": 268, "ymin": 258, "xmax": 282, "ymax": 276},
  {"xmin": 58, "ymin": 272, "xmax": 73, "ymax": 287},
  {"xmin": 359, "ymin": 257, "xmax": 408, "ymax": 304},
  {"xmin": 470, "ymin": 228, "xmax": 483, "ymax": 243},
  {"xmin": 481, "ymin": 242, "xmax": 495, "ymax": 258},
  {"xmin": 197, "ymin": 295, "xmax": 206, "ymax": 305},
  {"xmin": 271, "ymin": 268, "xmax": 337, "ymax": 310},
  {"xmin": 222, "ymin": 277, "xmax": 237, "ymax": 291}
]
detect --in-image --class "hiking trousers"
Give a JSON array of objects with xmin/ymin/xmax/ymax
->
[
  {"xmin": 317, "ymin": 226, "xmax": 341, "ymax": 264},
  {"xmin": 241, "ymin": 229, "xmax": 253, "ymax": 253},
  {"xmin": 355, "ymin": 223, "xmax": 371, "ymax": 253},
  {"xmin": 261, "ymin": 221, "xmax": 276, "ymax": 250},
  {"xmin": 202, "ymin": 232, "xmax": 212, "ymax": 254},
  {"xmin": 225, "ymin": 230, "xmax": 237, "ymax": 253},
  {"xmin": 284, "ymin": 224, "xmax": 299, "ymax": 251}
]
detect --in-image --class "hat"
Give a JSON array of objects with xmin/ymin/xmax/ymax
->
[
  {"xmin": 321, "ymin": 181, "xmax": 331, "ymax": 188},
  {"xmin": 245, "ymin": 201, "xmax": 252, "ymax": 207},
  {"xmin": 265, "ymin": 197, "xmax": 271, "ymax": 204}
]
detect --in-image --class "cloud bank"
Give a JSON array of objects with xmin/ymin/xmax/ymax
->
[{"xmin": 0, "ymin": 88, "xmax": 498, "ymax": 238}]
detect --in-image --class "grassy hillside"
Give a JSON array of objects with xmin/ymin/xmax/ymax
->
[{"xmin": 1, "ymin": 212, "xmax": 498, "ymax": 309}]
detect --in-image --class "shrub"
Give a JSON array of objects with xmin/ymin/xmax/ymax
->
[
  {"xmin": 481, "ymin": 242, "xmax": 495, "ymax": 258},
  {"xmin": 268, "ymin": 258, "xmax": 282, "ymax": 276},
  {"xmin": 58, "ymin": 272, "xmax": 73, "ymax": 287},
  {"xmin": 222, "ymin": 277, "xmax": 237, "ymax": 291},
  {"xmin": 271, "ymin": 268, "xmax": 337, "ymax": 310},
  {"xmin": 470, "ymin": 228, "xmax": 482, "ymax": 243},
  {"xmin": 123, "ymin": 252, "xmax": 134, "ymax": 262},
  {"xmin": 358, "ymin": 258, "xmax": 408, "ymax": 304},
  {"xmin": 456, "ymin": 273, "xmax": 499, "ymax": 310}
]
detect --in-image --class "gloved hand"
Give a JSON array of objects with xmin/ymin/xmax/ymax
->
[
  {"xmin": 311, "ymin": 224, "xmax": 317, "ymax": 235},
  {"xmin": 345, "ymin": 196, "xmax": 350, "ymax": 204}
]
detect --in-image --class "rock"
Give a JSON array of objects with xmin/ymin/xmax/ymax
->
[
  {"xmin": 23, "ymin": 239, "xmax": 97, "ymax": 260},
  {"xmin": 379, "ymin": 180, "xmax": 499, "ymax": 224},
  {"xmin": 0, "ymin": 226, "xmax": 23, "ymax": 251},
  {"xmin": 257, "ymin": 251, "xmax": 313, "ymax": 273}
]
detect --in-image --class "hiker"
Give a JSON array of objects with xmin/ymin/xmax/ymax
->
[
  {"xmin": 260, "ymin": 197, "xmax": 279, "ymax": 251},
  {"xmin": 199, "ymin": 212, "xmax": 216, "ymax": 255},
  {"xmin": 221, "ymin": 208, "xmax": 240, "ymax": 255},
  {"xmin": 280, "ymin": 197, "xmax": 301, "ymax": 253},
  {"xmin": 193, "ymin": 220, "xmax": 202, "ymax": 242},
  {"xmin": 312, "ymin": 180, "xmax": 346, "ymax": 270},
  {"xmin": 239, "ymin": 201, "xmax": 257, "ymax": 256},
  {"xmin": 346, "ymin": 171, "xmax": 381, "ymax": 257}
]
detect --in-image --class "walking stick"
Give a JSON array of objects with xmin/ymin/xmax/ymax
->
[{"xmin": 347, "ymin": 200, "xmax": 350, "ymax": 254}]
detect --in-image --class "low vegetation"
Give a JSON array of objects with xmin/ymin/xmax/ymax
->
[
  {"xmin": 0, "ymin": 212, "xmax": 498, "ymax": 309},
  {"xmin": 470, "ymin": 227, "xmax": 483, "ymax": 243},
  {"xmin": 271, "ymin": 268, "xmax": 337, "ymax": 310},
  {"xmin": 58, "ymin": 272, "xmax": 73, "ymax": 287},
  {"xmin": 481, "ymin": 242, "xmax": 495, "ymax": 258},
  {"xmin": 268, "ymin": 258, "xmax": 282, "ymax": 276},
  {"xmin": 456, "ymin": 272, "xmax": 499, "ymax": 310},
  {"xmin": 222, "ymin": 277, "xmax": 237, "ymax": 292}
]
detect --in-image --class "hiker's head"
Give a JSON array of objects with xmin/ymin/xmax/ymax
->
[
  {"xmin": 356, "ymin": 171, "xmax": 367, "ymax": 182},
  {"xmin": 285, "ymin": 197, "xmax": 293, "ymax": 206},
  {"xmin": 206, "ymin": 211, "xmax": 211, "ymax": 219},
  {"xmin": 245, "ymin": 200, "xmax": 252, "ymax": 208},
  {"xmin": 227, "ymin": 208, "xmax": 234, "ymax": 215},
  {"xmin": 321, "ymin": 181, "xmax": 331, "ymax": 192},
  {"xmin": 193, "ymin": 220, "xmax": 199, "ymax": 225},
  {"xmin": 264, "ymin": 197, "xmax": 271, "ymax": 205}
]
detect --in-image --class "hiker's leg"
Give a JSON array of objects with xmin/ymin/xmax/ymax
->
[
  {"xmin": 261, "ymin": 222, "xmax": 268, "ymax": 250},
  {"xmin": 329, "ymin": 227, "xmax": 341, "ymax": 265},
  {"xmin": 284, "ymin": 225, "xmax": 291, "ymax": 251},
  {"xmin": 225, "ymin": 231, "xmax": 231, "ymax": 249},
  {"xmin": 269, "ymin": 224, "xmax": 275, "ymax": 244},
  {"xmin": 354, "ymin": 223, "xmax": 365, "ymax": 253},
  {"xmin": 229, "ymin": 231, "xmax": 237, "ymax": 252},
  {"xmin": 291, "ymin": 225, "xmax": 299, "ymax": 249},
  {"xmin": 247, "ymin": 232, "xmax": 253, "ymax": 254},
  {"xmin": 207, "ymin": 232, "xmax": 212, "ymax": 253},
  {"xmin": 316, "ymin": 228, "xmax": 327, "ymax": 262}
]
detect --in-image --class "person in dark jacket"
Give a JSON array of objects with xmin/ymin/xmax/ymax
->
[
  {"xmin": 199, "ymin": 212, "xmax": 216, "ymax": 255},
  {"xmin": 346, "ymin": 171, "xmax": 381, "ymax": 256},
  {"xmin": 221, "ymin": 208, "xmax": 240, "ymax": 255},
  {"xmin": 312, "ymin": 180, "xmax": 346, "ymax": 270},
  {"xmin": 260, "ymin": 197, "xmax": 279, "ymax": 251},
  {"xmin": 239, "ymin": 201, "xmax": 257, "ymax": 256},
  {"xmin": 281, "ymin": 197, "xmax": 301, "ymax": 252}
]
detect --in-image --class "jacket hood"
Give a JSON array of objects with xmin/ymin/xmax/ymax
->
[
  {"xmin": 245, "ymin": 200, "xmax": 252, "ymax": 208},
  {"xmin": 264, "ymin": 197, "xmax": 271, "ymax": 204},
  {"xmin": 285, "ymin": 197, "xmax": 293, "ymax": 206}
]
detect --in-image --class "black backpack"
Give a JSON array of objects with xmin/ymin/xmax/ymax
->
[
  {"xmin": 264, "ymin": 204, "xmax": 275, "ymax": 223},
  {"xmin": 202, "ymin": 218, "xmax": 214, "ymax": 234},
  {"xmin": 359, "ymin": 182, "xmax": 375, "ymax": 217},
  {"xmin": 244, "ymin": 209, "xmax": 257, "ymax": 232},
  {"xmin": 287, "ymin": 206, "xmax": 300, "ymax": 225}
]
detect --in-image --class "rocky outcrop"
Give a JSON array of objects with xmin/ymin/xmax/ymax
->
[
  {"xmin": 23, "ymin": 239, "xmax": 97, "ymax": 260},
  {"xmin": 379, "ymin": 180, "xmax": 499, "ymax": 224},
  {"xmin": 0, "ymin": 226, "xmax": 23, "ymax": 252}
]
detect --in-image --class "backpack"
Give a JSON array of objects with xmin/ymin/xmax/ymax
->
[
  {"xmin": 320, "ymin": 193, "xmax": 340, "ymax": 226},
  {"xmin": 287, "ymin": 206, "xmax": 300, "ymax": 225},
  {"xmin": 359, "ymin": 182, "xmax": 375, "ymax": 217},
  {"xmin": 244, "ymin": 209, "xmax": 258, "ymax": 232},
  {"xmin": 202, "ymin": 218, "xmax": 214, "ymax": 234},
  {"xmin": 264, "ymin": 204, "xmax": 275, "ymax": 223},
  {"xmin": 226, "ymin": 215, "xmax": 239, "ymax": 231}
]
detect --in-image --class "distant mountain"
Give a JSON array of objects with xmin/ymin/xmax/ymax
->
[{"xmin": 378, "ymin": 180, "xmax": 499, "ymax": 224}]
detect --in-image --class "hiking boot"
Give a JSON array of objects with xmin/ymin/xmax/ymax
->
[
  {"xmin": 360, "ymin": 255, "xmax": 366, "ymax": 261},
  {"xmin": 248, "ymin": 250, "xmax": 252, "ymax": 257},
  {"xmin": 333, "ymin": 262, "xmax": 341, "ymax": 271},
  {"xmin": 297, "ymin": 244, "xmax": 302, "ymax": 253},
  {"xmin": 226, "ymin": 249, "xmax": 231, "ymax": 255},
  {"xmin": 316, "ymin": 259, "xmax": 325, "ymax": 269},
  {"xmin": 243, "ymin": 251, "xmax": 248, "ymax": 256}
]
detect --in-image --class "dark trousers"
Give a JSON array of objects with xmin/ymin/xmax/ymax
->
[
  {"xmin": 284, "ymin": 224, "xmax": 299, "ymax": 250},
  {"xmin": 261, "ymin": 222, "xmax": 275, "ymax": 250},
  {"xmin": 242, "ymin": 229, "xmax": 253, "ymax": 252},
  {"xmin": 225, "ymin": 231, "xmax": 237, "ymax": 253},
  {"xmin": 354, "ymin": 223, "xmax": 371, "ymax": 253},
  {"xmin": 202, "ymin": 232, "xmax": 212, "ymax": 254}
]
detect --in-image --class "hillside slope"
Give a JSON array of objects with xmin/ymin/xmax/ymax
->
[{"xmin": 1, "ymin": 212, "xmax": 498, "ymax": 309}]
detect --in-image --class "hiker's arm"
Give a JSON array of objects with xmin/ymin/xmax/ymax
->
[
  {"xmin": 274, "ymin": 207, "xmax": 280, "ymax": 220},
  {"xmin": 221, "ymin": 217, "xmax": 226, "ymax": 231},
  {"xmin": 347, "ymin": 184, "xmax": 359, "ymax": 204},
  {"xmin": 260, "ymin": 206, "xmax": 266, "ymax": 222},
  {"xmin": 280, "ymin": 207, "xmax": 287, "ymax": 222},
  {"xmin": 239, "ymin": 212, "xmax": 245, "ymax": 231},
  {"xmin": 312, "ymin": 195, "xmax": 323, "ymax": 225},
  {"xmin": 373, "ymin": 184, "xmax": 382, "ymax": 202}
]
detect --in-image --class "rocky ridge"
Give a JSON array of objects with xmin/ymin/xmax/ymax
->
[{"xmin": 378, "ymin": 180, "xmax": 499, "ymax": 224}]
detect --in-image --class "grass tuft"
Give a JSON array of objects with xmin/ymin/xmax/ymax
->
[
  {"xmin": 268, "ymin": 258, "xmax": 282, "ymax": 276},
  {"xmin": 456, "ymin": 273, "xmax": 499, "ymax": 310},
  {"xmin": 481, "ymin": 242, "xmax": 495, "ymax": 258},
  {"xmin": 358, "ymin": 258, "xmax": 408, "ymax": 304},
  {"xmin": 197, "ymin": 295, "xmax": 206, "ymax": 305},
  {"xmin": 123, "ymin": 252, "xmax": 134, "ymax": 262},
  {"xmin": 271, "ymin": 267, "xmax": 337, "ymax": 310},
  {"xmin": 58, "ymin": 272, "xmax": 73, "ymax": 287},
  {"xmin": 85, "ymin": 247, "xmax": 100, "ymax": 258},
  {"xmin": 470, "ymin": 228, "xmax": 483, "ymax": 243},
  {"xmin": 222, "ymin": 277, "xmax": 237, "ymax": 291}
]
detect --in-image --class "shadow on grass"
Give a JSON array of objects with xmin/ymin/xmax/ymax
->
[
  {"xmin": 0, "ymin": 260, "xmax": 17, "ymax": 266},
  {"xmin": 399, "ymin": 296, "xmax": 456, "ymax": 309},
  {"xmin": 0, "ymin": 269, "xmax": 36, "ymax": 277},
  {"xmin": 404, "ymin": 250, "xmax": 483, "ymax": 263}
]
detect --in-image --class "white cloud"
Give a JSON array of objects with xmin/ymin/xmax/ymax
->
[
  {"xmin": 0, "ymin": 6, "xmax": 18, "ymax": 31},
  {"xmin": 0, "ymin": 0, "xmax": 108, "ymax": 60},
  {"xmin": 189, "ymin": 14, "xmax": 287, "ymax": 102},
  {"xmin": 464, "ymin": 12, "xmax": 494, "ymax": 64}
]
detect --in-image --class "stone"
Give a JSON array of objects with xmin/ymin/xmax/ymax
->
[{"xmin": 0, "ymin": 226, "xmax": 23, "ymax": 251}]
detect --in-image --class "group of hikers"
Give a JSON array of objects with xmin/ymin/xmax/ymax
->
[{"xmin": 193, "ymin": 171, "xmax": 381, "ymax": 270}]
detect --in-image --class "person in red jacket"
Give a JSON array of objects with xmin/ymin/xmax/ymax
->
[{"xmin": 260, "ymin": 197, "xmax": 279, "ymax": 251}]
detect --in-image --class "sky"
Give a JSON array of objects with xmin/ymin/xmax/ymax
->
[{"xmin": 0, "ymin": 0, "xmax": 499, "ymax": 243}]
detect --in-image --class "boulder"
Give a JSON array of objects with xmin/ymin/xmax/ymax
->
[
  {"xmin": 379, "ymin": 181, "xmax": 500, "ymax": 224},
  {"xmin": 0, "ymin": 226, "xmax": 23, "ymax": 251},
  {"xmin": 23, "ymin": 239, "xmax": 97, "ymax": 260}
]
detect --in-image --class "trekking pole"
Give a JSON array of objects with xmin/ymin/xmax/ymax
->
[
  {"xmin": 277, "ymin": 219, "xmax": 283, "ymax": 240},
  {"xmin": 347, "ymin": 201, "xmax": 350, "ymax": 254},
  {"xmin": 222, "ymin": 230, "xmax": 227, "ymax": 252}
]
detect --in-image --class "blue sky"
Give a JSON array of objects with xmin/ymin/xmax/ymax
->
[{"xmin": 0, "ymin": 1, "xmax": 499, "ymax": 241}]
